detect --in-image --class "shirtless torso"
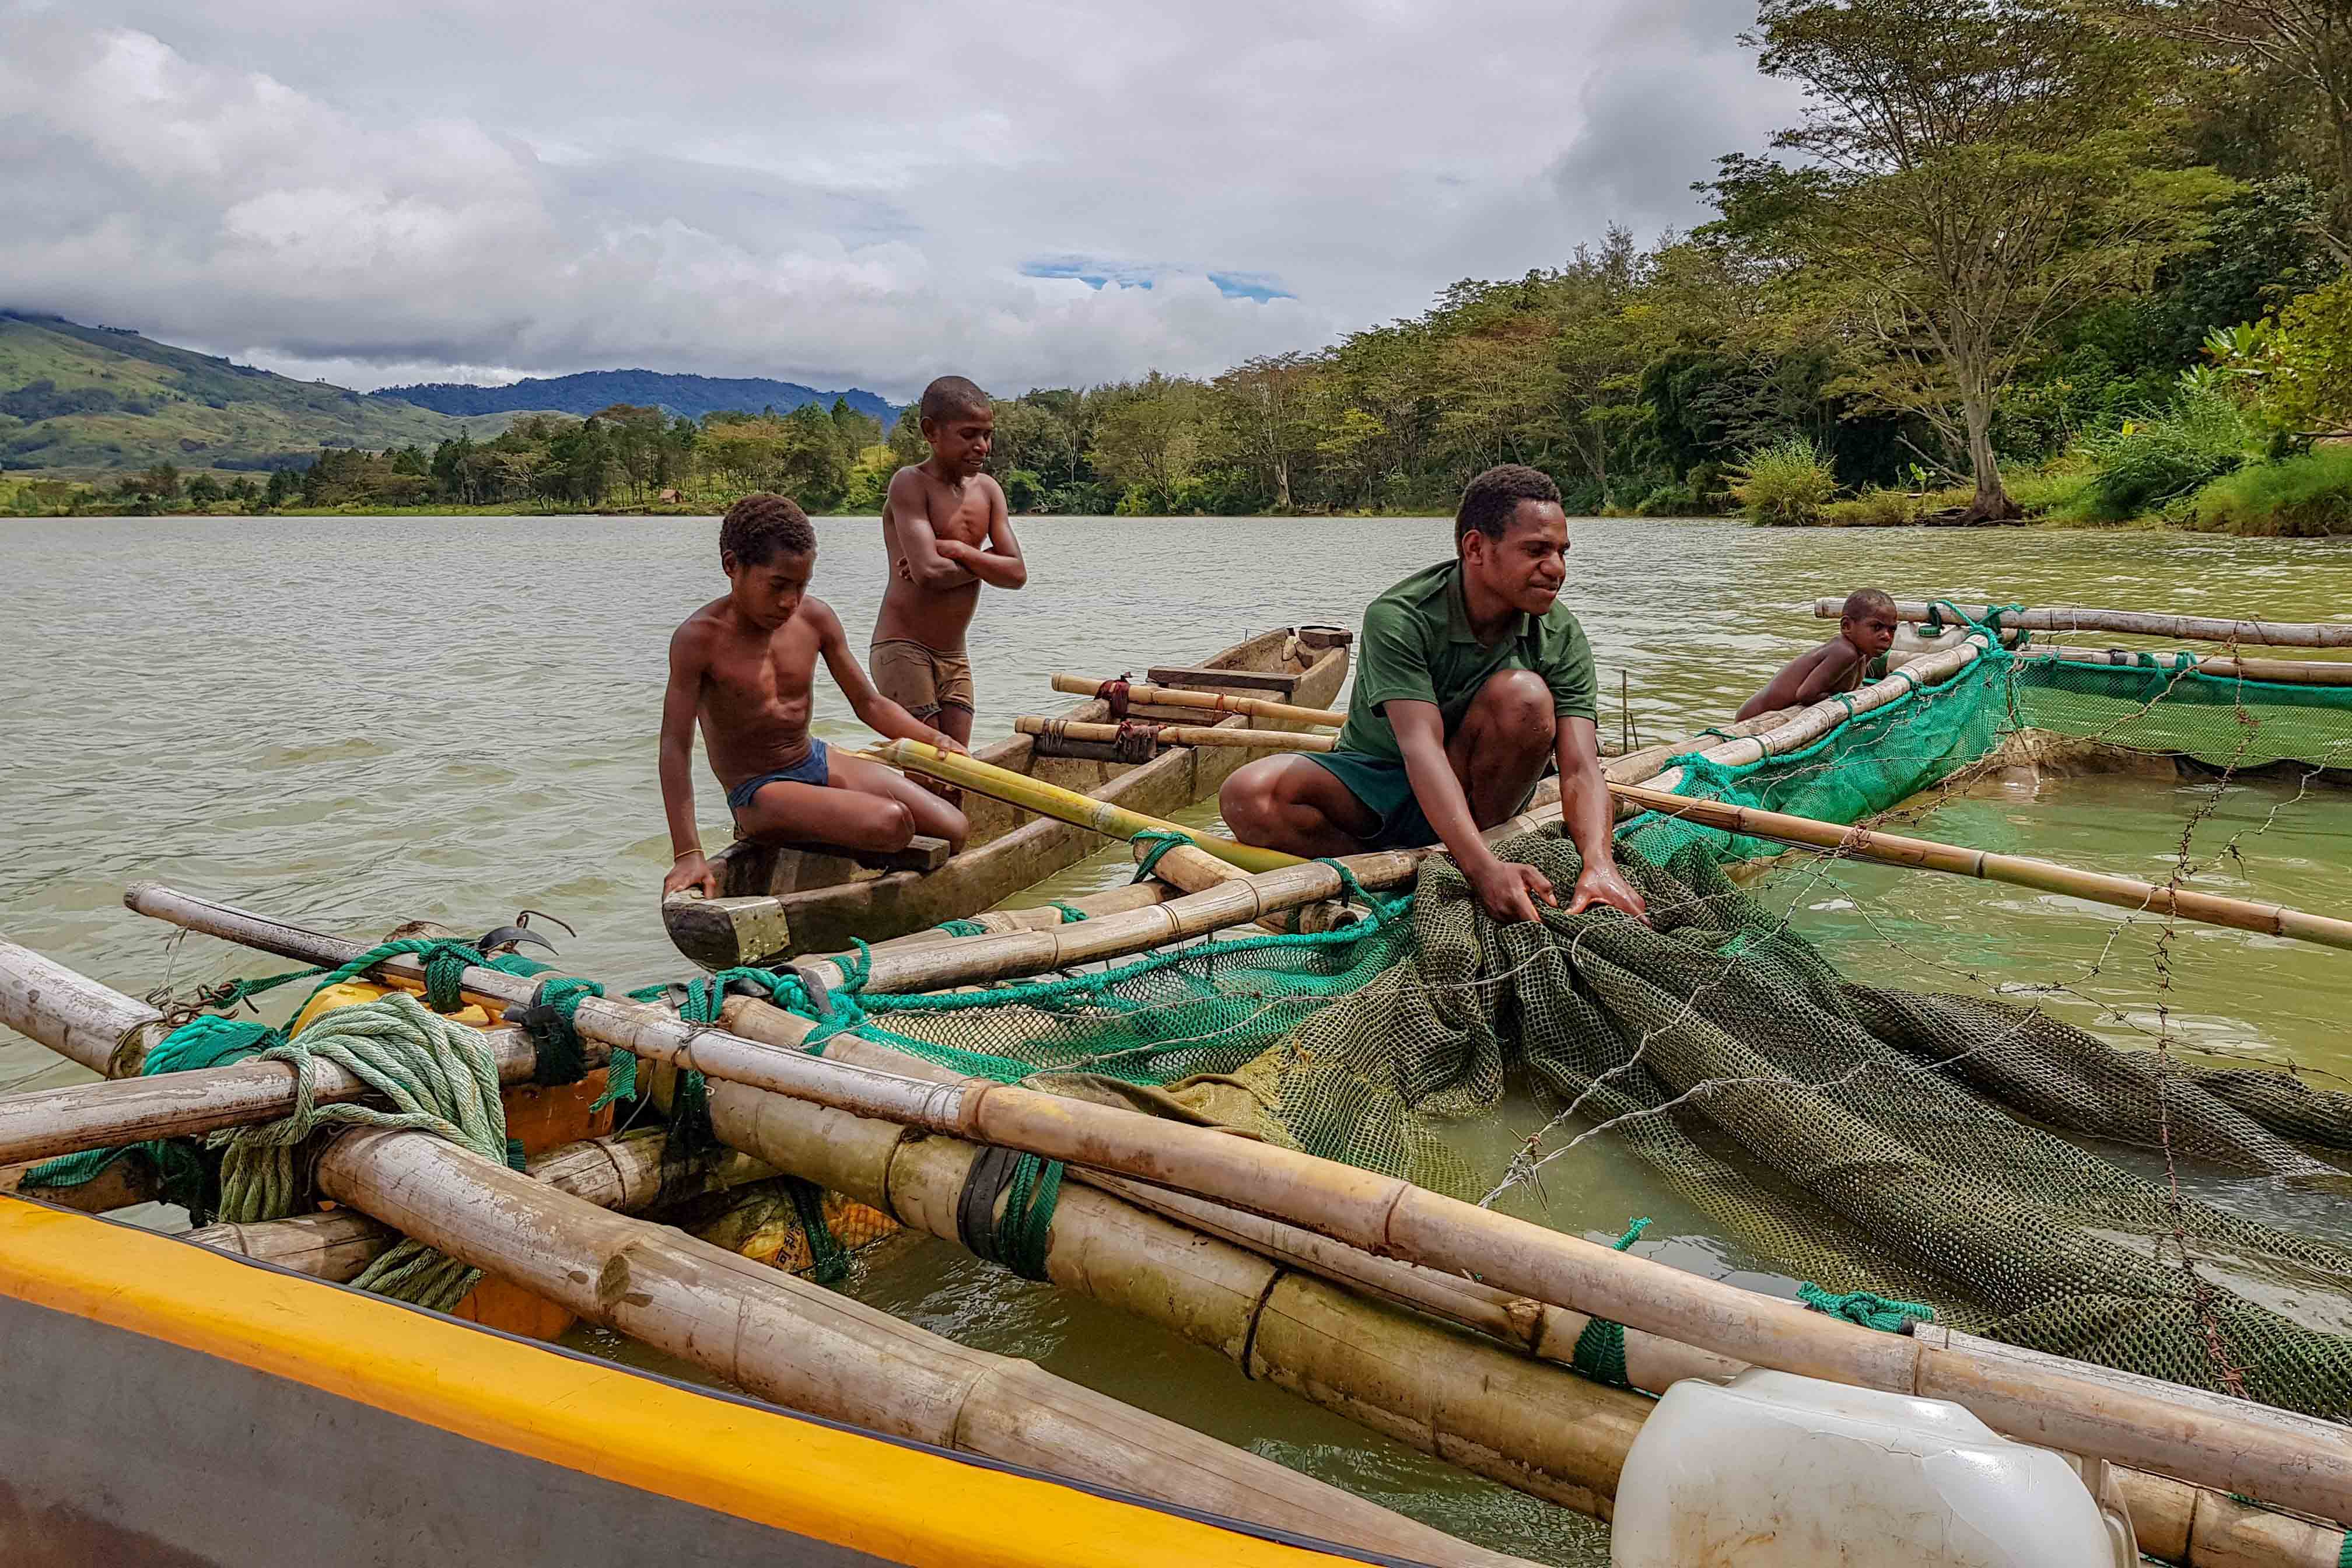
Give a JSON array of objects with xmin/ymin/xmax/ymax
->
[
  {"xmin": 876, "ymin": 466, "xmax": 999, "ymax": 650},
  {"xmin": 676, "ymin": 591, "xmax": 834, "ymax": 792},
  {"xmin": 872, "ymin": 461, "xmax": 1024, "ymax": 744},
  {"xmin": 656, "ymin": 584, "xmax": 968, "ymax": 900}
]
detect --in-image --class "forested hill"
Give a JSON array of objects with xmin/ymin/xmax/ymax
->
[
  {"xmin": 0, "ymin": 313, "xmax": 472, "ymax": 474},
  {"xmin": 376, "ymin": 369, "xmax": 897, "ymax": 425}
]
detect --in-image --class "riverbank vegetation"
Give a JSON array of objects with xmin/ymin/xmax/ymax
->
[{"xmin": 12, "ymin": 0, "xmax": 2352, "ymax": 535}]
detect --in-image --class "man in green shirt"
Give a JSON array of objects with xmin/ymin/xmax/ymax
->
[{"xmin": 1222, "ymin": 464, "xmax": 1645, "ymax": 926}]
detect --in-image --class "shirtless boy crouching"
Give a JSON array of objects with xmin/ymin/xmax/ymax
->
[
  {"xmin": 873, "ymin": 375, "xmax": 1026, "ymax": 750},
  {"xmin": 660, "ymin": 494, "xmax": 969, "ymax": 901},
  {"xmin": 1734, "ymin": 588, "xmax": 1899, "ymax": 721}
]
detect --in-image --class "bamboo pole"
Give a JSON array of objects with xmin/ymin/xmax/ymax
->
[
  {"xmin": 116, "ymin": 884, "xmax": 2352, "ymax": 1524},
  {"xmin": 870, "ymin": 740, "xmax": 1305, "ymax": 874},
  {"xmin": 1050, "ymin": 674, "xmax": 1347, "ymax": 729},
  {"xmin": 694, "ymin": 1042, "xmax": 1647, "ymax": 1518},
  {"xmin": 2027, "ymin": 645, "xmax": 2352, "ymax": 688},
  {"xmin": 0, "ymin": 952, "xmax": 1524, "ymax": 1568},
  {"xmin": 187, "ymin": 1130, "xmax": 776, "ymax": 1282},
  {"xmin": 1609, "ymin": 779, "xmax": 2352, "ymax": 952},
  {"xmin": 1643, "ymin": 638, "xmax": 1989, "ymax": 794},
  {"xmin": 0, "ymin": 935, "xmax": 565, "ymax": 1168},
  {"xmin": 1017, "ymin": 716, "xmax": 1338, "ymax": 754},
  {"xmin": 1819, "ymin": 598, "xmax": 2352, "ymax": 650}
]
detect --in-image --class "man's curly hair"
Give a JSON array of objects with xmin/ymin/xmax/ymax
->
[
  {"xmin": 1455, "ymin": 463, "xmax": 1562, "ymax": 543},
  {"xmin": 719, "ymin": 492, "xmax": 816, "ymax": 567}
]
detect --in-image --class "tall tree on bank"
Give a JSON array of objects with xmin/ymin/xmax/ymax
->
[
  {"xmin": 1711, "ymin": 0, "xmax": 2226, "ymax": 519},
  {"xmin": 2105, "ymin": 0, "xmax": 2352, "ymax": 257}
]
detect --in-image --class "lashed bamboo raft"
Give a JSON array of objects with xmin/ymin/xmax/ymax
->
[
  {"xmin": 96, "ymin": 886, "xmax": 2352, "ymax": 1526},
  {"xmin": 9, "ymin": 600, "xmax": 2352, "ymax": 1567},
  {"xmin": 1817, "ymin": 597, "xmax": 2352, "ymax": 649}
]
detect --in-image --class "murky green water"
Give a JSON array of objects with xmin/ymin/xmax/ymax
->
[{"xmin": 6, "ymin": 513, "xmax": 2352, "ymax": 1563}]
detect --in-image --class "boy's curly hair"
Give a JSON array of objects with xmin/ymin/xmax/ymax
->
[
  {"xmin": 719, "ymin": 492, "xmax": 816, "ymax": 567},
  {"xmin": 1455, "ymin": 463, "xmax": 1562, "ymax": 543}
]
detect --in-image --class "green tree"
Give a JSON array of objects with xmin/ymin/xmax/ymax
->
[
  {"xmin": 263, "ymin": 466, "xmax": 300, "ymax": 508},
  {"xmin": 1713, "ymin": 0, "xmax": 2228, "ymax": 519},
  {"xmin": 184, "ymin": 473, "xmax": 222, "ymax": 508},
  {"xmin": 1208, "ymin": 353, "xmax": 1323, "ymax": 510}
]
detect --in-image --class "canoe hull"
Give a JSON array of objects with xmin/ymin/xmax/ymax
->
[{"xmin": 666, "ymin": 625, "xmax": 1352, "ymax": 968}]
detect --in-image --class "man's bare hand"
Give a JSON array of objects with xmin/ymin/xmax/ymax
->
[
  {"xmin": 1469, "ymin": 859, "xmax": 1556, "ymax": 925},
  {"xmin": 1565, "ymin": 859, "xmax": 1646, "ymax": 921},
  {"xmin": 663, "ymin": 850, "xmax": 719, "ymax": 900},
  {"xmin": 895, "ymin": 557, "xmax": 914, "ymax": 583},
  {"xmin": 930, "ymin": 730, "xmax": 970, "ymax": 756}
]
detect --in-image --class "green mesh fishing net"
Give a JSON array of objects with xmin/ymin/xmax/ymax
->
[{"xmin": 834, "ymin": 630, "xmax": 2352, "ymax": 1419}]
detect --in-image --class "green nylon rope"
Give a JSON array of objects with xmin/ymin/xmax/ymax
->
[
  {"xmin": 201, "ymin": 992, "xmax": 512, "ymax": 1311},
  {"xmin": 994, "ymin": 1152, "xmax": 1064, "ymax": 1283},
  {"xmin": 935, "ymin": 917, "xmax": 990, "ymax": 937},
  {"xmin": 1048, "ymin": 901, "xmax": 1090, "ymax": 924},
  {"xmin": 1796, "ymin": 1281, "xmax": 1936, "ymax": 1334},
  {"xmin": 1568, "ymin": 1217, "xmax": 1651, "ymax": 1388},
  {"xmin": 1129, "ymin": 828, "xmax": 1195, "ymax": 884}
]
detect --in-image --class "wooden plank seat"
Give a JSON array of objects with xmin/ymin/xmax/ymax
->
[{"xmin": 1144, "ymin": 665, "xmax": 1303, "ymax": 697}]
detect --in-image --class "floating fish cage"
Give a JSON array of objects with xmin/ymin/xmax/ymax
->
[{"xmin": 2, "ymin": 601, "xmax": 2350, "ymax": 1566}]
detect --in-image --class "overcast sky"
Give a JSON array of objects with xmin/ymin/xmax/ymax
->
[{"xmin": 1, "ymin": 1, "xmax": 1799, "ymax": 400}]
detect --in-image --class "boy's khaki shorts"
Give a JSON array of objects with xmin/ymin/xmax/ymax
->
[{"xmin": 870, "ymin": 638, "xmax": 975, "ymax": 720}]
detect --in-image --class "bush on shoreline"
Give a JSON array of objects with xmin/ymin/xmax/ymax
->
[{"xmin": 2183, "ymin": 444, "xmax": 2352, "ymax": 536}]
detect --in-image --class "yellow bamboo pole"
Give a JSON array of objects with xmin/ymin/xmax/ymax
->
[
  {"xmin": 869, "ymin": 740, "xmax": 1306, "ymax": 874},
  {"xmin": 1049, "ymin": 674, "xmax": 1348, "ymax": 729},
  {"xmin": 1016, "ymin": 716, "xmax": 1337, "ymax": 753},
  {"xmin": 1610, "ymin": 780, "xmax": 2352, "ymax": 951}
]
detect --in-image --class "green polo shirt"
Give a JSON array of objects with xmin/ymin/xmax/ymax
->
[{"xmin": 1334, "ymin": 559, "xmax": 1598, "ymax": 763}]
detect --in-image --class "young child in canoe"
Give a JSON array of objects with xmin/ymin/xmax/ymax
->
[
  {"xmin": 873, "ymin": 376, "xmax": 1027, "ymax": 748},
  {"xmin": 660, "ymin": 494, "xmax": 970, "ymax": 900},
  {"xmin": 1735, "ymin": 588, "xmax": 1901, "ymax": 720}
]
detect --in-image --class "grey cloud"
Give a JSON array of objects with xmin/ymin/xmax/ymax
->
[{"xmin": 3, "ymin": 0, "xmax": 1793, "ymax": 396}]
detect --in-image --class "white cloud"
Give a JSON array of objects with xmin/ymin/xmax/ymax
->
[{"xmin": 0, "ymin": 1, "xmax": 1794, "ymax": 398}]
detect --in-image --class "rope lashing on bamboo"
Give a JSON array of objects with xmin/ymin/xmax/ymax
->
[
  {"xmin": 1129, "ymin": 828, "xmax": 1196, "ymax": 884},
  {"xmin": 1797, "ymin": 1282, "xmax": 1937, "ymax": 1334},
  {"xmin": 1096, "ymin": 674, "xmax": 1134, "ymax": 721},
  {"xmin": 935, "ymin": 917, "xmax": 991, "ymax": 937},
  {"xmin": 954, "ymin": 1143, "xmax": 1065, "ymax": 1283},
  {"xmin": 20, "ymin": 1013, "xmax": 282, "ymax": 1214},
  {"xmin": 1919, "ymin": 600, "xmax": 2031, "ymax": 649},
  {"xmin": 1311, "ymin": 858, "xmax": 1409, "ymax": 928},
  {"xmin": 502, "ymin": 975, "xmax": 606, "ymax": 1087},
  {"xmin": 192, "ymin": 938, "xmax": 552, "ymax": 1023},
  {"xmin": 1049, "ymin": 901, "xmax": 1091, "ymax": 924},
  {"xmin": 1113, "ymin": 719, "xmax": 1163, "ymax": 762},
  {"xmin": 1567, "ymin": 1219, "xmax": 1651, "ymax": 1388},
  {"xmin": 632, "ymin": 961, "xmax": 858, "ymax": 1278}
]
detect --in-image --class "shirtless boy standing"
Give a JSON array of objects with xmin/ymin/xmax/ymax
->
[
  {"xmin": 660, "ymin": 494, "xmax": 968, "ymax": 900},
  {"xmin": 1735, "ymin": 588, "xmax": 1900, "ymax": 720},
  {"xmin": 873, "ymin": 376, "xmax": 1027, "ymax": 746}
]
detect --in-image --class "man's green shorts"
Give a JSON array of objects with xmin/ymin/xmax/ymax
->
[{"xmin": 1300, "ymin": 751, "xmax": 1539, "ymax": 852}]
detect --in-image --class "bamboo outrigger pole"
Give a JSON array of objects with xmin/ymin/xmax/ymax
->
[
  {"xmin": 1049, "ymin": 674, "xmax": 1348, "ymax": 729},
  {"xmin": 1016, "ymin": 716, "xmax": 1337, "ymax": 753},
  {"xmin": 111, "ymin": 885, "xmax": 2352, "ymax": 1523},
  {"xmin": 1611, "ymin": 780, "xmax": 2352, "ymax": 953},
  {"xmin": 1818, "ymin": 598, "xmax": 2352, "ymax": 650}
]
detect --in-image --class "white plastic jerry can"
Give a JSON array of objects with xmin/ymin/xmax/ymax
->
[{"xmin": 1611, "ymin": 1368, "xmax": 2136, "ymax": 1567}]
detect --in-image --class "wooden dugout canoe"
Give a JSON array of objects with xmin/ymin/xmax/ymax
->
[{"xmin": 664, "ymin": 625, "xmax": 1354, "ymax": 968}]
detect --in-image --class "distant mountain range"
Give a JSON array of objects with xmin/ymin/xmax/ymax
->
[
  {"xmin": 0, "ymin": 312, "xmax": 903, "ymax": 476},
  {"xmin": 374, "ymin": 369, "xmax": 899, "ymax": 425},
  {"xmin": 0, "ymin": 313, "xmax": 487, "ymax": 475}
]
